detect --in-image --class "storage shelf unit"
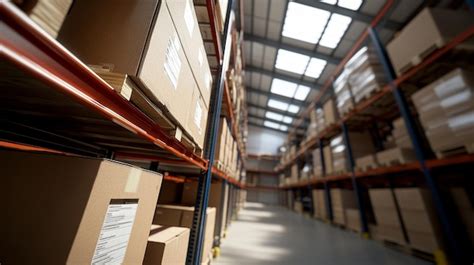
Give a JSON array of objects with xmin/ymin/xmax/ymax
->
[
  {"xmin": 1, "ymin": 0, "xmax": 247, "ymax": 264},
  {"xmin": 0, "ymin": 1, "xmax": 245, "ymax": 187},
  {"xmin": 276, "ymin": 1, "xmax": 474, "ymax": 264}
]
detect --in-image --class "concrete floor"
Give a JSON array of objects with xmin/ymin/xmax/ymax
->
[{"xmin": 214, "ymin": 202, "xmax": 432, "ymax": 265}]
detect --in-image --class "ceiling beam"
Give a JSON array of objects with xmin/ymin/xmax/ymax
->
[
  {"xmin": 248, "ymin": 121, "xmax": 306, "ymax": 136},
  {"xmin": 246, "ymin": 102, "xmax": 303, "ymax": 119},
  {"xmin": 246, "ymin": 66, "xmax": 320, "ymax": 89},
  {"xmin": 293, "ymin": 0, "xmax": 402, "ymax": 31},
  {"xmin": 246, "ymin": 86, "xmax": 306, "ymax": 104},
  {"xmin": 245, "ymin": 34, "xmax": 341, "ymax": 65}
]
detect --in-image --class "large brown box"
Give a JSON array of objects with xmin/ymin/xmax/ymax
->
[
  {"xmin": 153, "ymin": 205, "xmax": 216, "ymax": 263},
  {"xmin": 165, "ymin": 0, "xmax": 212, "ymax": 106},
  {"xmin": 187, "ymin": 83, "xmax": 209, "ymax": 148},
  {"xmin": 387, "ymin": 8, "xmax": 474, "ymax": 75},
  {"xmin": 181, "ymin": 182, "xmax": 229, "ymax": 238},
  {"xmin": 58, "ymin": 0, "xmax": 196, "ymax": 141},
  {"xmin": 331, "ymin": 189, "xmax": 357, "ymax": 226},
  {"xmin": 323, "ymin": 145, "xmax": 334, "ymax": 175},
  {"xmin": 369, "ymin": 189, "xmax": 405, "ymax": 244},
  {"xmin": 215, "ymin": 117, "xmax": 229, "ymax": 163},
  {"xmin": 158, "ymin": 180, "xmax": 182, "ymax": 204},
  {"xmin": 323, "ymin": 98, "xmax": 338, "ymax": 126},
  {"xmin": 0, "ymin": 151, "xmax": 163, "ymax": 264},
  {"xmin": 143, "ymin": 225, "xmax": 190, "ymax": 265},
  {"xmin": 395, "ymin": 188, "xmax": 443, "ymax": 253}
]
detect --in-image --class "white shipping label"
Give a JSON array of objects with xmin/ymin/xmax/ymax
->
[
  {"xmin": 204, "ymin": 73, "xmax": 211, "ymax": 91},
  {"xmin": 194, "ymin": 102, "xmax": 203, "ymax": 131},
  {"xmin": 91, "ymin": 202, "xmax": 139, "ymax": 265},
  {"xmin": 164, "ymin": 36, "xmax": 182, "ymax": 89},
  {"xmin": 184, "ymin": 1, "xmax": 195, "ymax": 36}
]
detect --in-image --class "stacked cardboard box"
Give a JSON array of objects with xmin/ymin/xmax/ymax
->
[
  {"xmin": 369, "ymin": 189, "xmax": 406, "ymax": 244},
  {"xmin": 312, "ymin": 189, "xmax": 328, "ymax": 220},
  {"xmin": 58, "ymin": 0, "xmax": 212, "ymax": 149},
  {"xmin": 153, "ymin": 205, "xmax": 216, "ymax": 264},
  {"xmin": 395, "ymin": 188, "xmax": 443, "ymax": 253},
  {"xmin": 16, "ymin": 0, "xmax": 73, "ymax": 37},
  {"xmin": 387, "ymin": 8, "xmax": 474, "ymax": 75},
  {"xmin": 294, "ymin": 201, "xmax": 304, "ymax": 214},
  {"xmin": 290, "ymin": 164, "xmax": 299, "ymax": 183},
  {"xmin": 312, "ymin": 148, "xmax": 323, "ymax": 178},
  {"xmin": 0, "ymin": 151, "xmax": 163, "ymax": 264},
  {"xmin": 158, "ymin": 180, "xmax": 181, "ymax": 204},
  {"xmin": 181, "ymin": 182, "xmax": 229, "ymax": 239},
  {"xmin": 331, "ymin": 189, "xmax": 358, "ymax": 226},
  {"xmin": 330, "ymin": 132, "xmax": 375, "ymax": 174},
  {"xmin": 412, "ymin": 68, "xmax": 474, "ymax": 157},
  {"xmin": 334, "ymin": 70, "xmax": 355, "ymax": 116},
  {"xmin": 323, "ymin": 145, "xmax": 334, "ymax": 175},
  {"xmin": 143, "ymin": 225, "xmax": 190, "ymax": 265},
  {"xmin": 345, "ymin": 209, "xmax": 361, "ymax": 232},
  {"xmin": 346, "ymin": 46, "xmax": 386, "ymax": 103},
  {"xmin": 323, "ymin": 98, "xmax": 338, "ymax": 127},
  {"xmin": 376, "ymin": 118, "xmax": 417, "ymax": 166}
]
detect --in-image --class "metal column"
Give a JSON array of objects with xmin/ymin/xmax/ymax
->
[
  {"xmin": 342, "ymin": 123, "xmax": 369, "ymax": 234},
  {"xmin": 319, "ymin": 139, "xmax": 333, "ymax": 221},
  {"xmin": 186, "ymin": 0, "xmax": 234, "ymax": 263},
  {"xmin": 368, "ymin": 27, "xmax": 471, "ymax": 264}
]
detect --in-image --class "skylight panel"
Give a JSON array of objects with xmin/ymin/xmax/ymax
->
[
  {"xmin": 265, "ymin": 111, "xmax": 284, "ymax": 121},
  {"xmin": 276, "ymin": 49, "xmax": 310, "ymax": 75},
  {"xmin": 271, "ymin": 79, "xmax": 297, "ymax": 98},
  {"xmin": 282, "ymin": 2, "xmax": 330, "ymax": 44},
  {"xmin": 294, "ymin": 85, "xmax": 311, "ymax": 101},
  {"xmin": 319, "ymin": 14, "xmax": 352, "ymax": 49},
  {"xmin": 264, "ymin": 120, "xmax": 280, "ymax": 129},
  {"xmin": 320, "ymin": 0, "xmax": 337, "ymax": 4},
  {"xmin": 305, "ymin": 58, "xmax": 327, "ymax": 78},
  {"xmin": 288, "ymin": 104, "xmax": 300, "ymax": 113},
  {"xmin": 338, "ymin": 0, "xmax": 363, "ymax": 10},
  {"xmin": 280, "ymin": 125, "xmax": 289, "ymax": 131},
  {"xmin": 282, "ymin": 116, "xmax": 293, "ymax": 124},
  {"xmin": 268, "ymin": 99, "xmax": 289, "ymax": 111}
]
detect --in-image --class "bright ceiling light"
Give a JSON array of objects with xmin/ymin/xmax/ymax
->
[
  {"xmin": 320, "ymin": 0, "xmax": 337, "ymax": 4},
  {"xmin": 288, "ymin": 104, "xmax": 300, "ymax": 113},
  {"xmin": 265, "ymin": 111, "xmax": 284, "ymax": 121},
  {"xmin": 319, "ymin": 14, "xmax": 352, "ymax": 49},
  {"xmin": 268, "ymin": 99, "xmax": 289, "ymax": 111},
  {"xmin": 305, "ymin": 58, "xmax": 327, "ymax": 78},
  {"xmin": 338, "ymin": 0, "xmax": 363, "ymax": 10},
  {"xmin": 280, "ymin": 125, "xmax": 289, "ymax": 131},
  {"xmin": 264, "ymin": 120, "xmax": 280, "ymax": 129},
  {"xmin": 294, "ymin": 85, "xmax": 311, "ymax": 101},
  {"xmin": 271, "ymin": 78, "xmax": 297, "ymax": 98},
  {"xmin": 276, "ymin": 49, "xmax": 310, "ymax": 75},
  {"xmin": 282, "ymin": 2, "xmax": 330, "ymax": 44},
  {"xmin": 282, "ymin": 116, "xmax": 293, "ymax": 124}
]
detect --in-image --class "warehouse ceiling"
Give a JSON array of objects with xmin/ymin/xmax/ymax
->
[{"xmin": 242, "ymin": 0, "xmax": 432, "ymax": 133}]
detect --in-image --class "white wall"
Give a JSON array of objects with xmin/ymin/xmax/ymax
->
[{"xmin": 247, "ymin": 125, "xmax": 287, "ymax": 154}]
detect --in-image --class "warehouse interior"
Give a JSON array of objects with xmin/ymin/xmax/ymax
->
[{"xmin": 1, "ymin": 0, "xmax": 473, "ymax": 264}]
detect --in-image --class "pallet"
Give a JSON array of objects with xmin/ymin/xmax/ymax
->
[
  {"xmin": 376, "ymin": 147, "xmax": 417, "ymax": 167},
  {"xmin": 91, "ymin": 66, "xmax": 203, "ymax": 156},
  {"xmin": 396, "ymin": 39, "xmax": 444, "ymax": 76},
  {"xmin": 383, "ymin": 240, "xmax": 435, "ymax": 263},
  {"xmin": 435, "ymin": 143, "xmax": 474, "ymax": 158},
  {"xmin": 354, "ymin": 84, "xmax": 383, "ymax": 104}
]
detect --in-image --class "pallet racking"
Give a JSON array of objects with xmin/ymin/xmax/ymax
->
[
  {"xmin": 275, "ymin": 1, "xmax": 474, "ymax": 264},
  {"xmin": 0, "ymin": 0, "xmax": 246, "ymax": 264}
]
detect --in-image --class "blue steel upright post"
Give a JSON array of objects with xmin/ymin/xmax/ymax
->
[
  {"xmin": 341, "ymin": 123, "xmax": 369, "ymax": 235},
  {"xmin": 186, "ymin": 0, "xmax": 235, "ymax": 264},
  {"xmin": 368, "ymin": 26, "xmax": 471, "ymax": 264}
]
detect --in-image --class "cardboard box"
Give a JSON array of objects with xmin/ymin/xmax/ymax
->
[
  {"xmin": 323, "ymin": 98, "xmax": 338, "ymax": 126},
  {"xmin": 153, "ymin": 205, "xmax": 216, "ymax": 263},
  {"xmin": 294, "ymin": 201, "xmax": 304, "ymax": 213},
  {"xmin": 17, "ymin": 0, "xmax": 73, "ymax": 37},
  {"xmin": 187, "ymin": 84, "xmax": 209, "ymax": 148},
  {"xmin": 345, "ymin": 209, "xmax": 361, "ymax": 232},
  {"xmin": 181, "ymin": 182, "xmax": 229, "ymax": 238},
  {"xmin": 158, "ymin": 180, "xmax": 182, "ymax": 204},
  {"xmin": 0, "ymin": 151, "xmax": 163, "ymax": 264},
  {"xmin": 450, "ymin": 188, "xmax": 474, "ymax": 244},
  {"xmin": 215, "ymin": 117, "xmax": 228, "ymax": 163},
  {"xmin": 143, "ymin": 225, "xmax": 190, "ymax": 265},
  {"xmin": 323, "ymin": 145, "xmax": 334, "ymax": 174},
  {"xmin": 58, "ymin": 0, "xmax": 195, "ymax": 137},
  {"xmin": 291, "ymin": 164, "xmax": 299, "ymax": 180},
  {"xmin": 387, "ymin": 8, "xmax": 474, "ymax": 75},
  {"xmin": 165, "ymin": 0, "xmax": 212, "ymax": 106}
]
